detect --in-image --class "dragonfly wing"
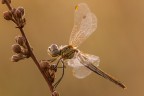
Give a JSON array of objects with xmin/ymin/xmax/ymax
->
[
  {"xmin": 67, "ymin": 52, "xmax": 100, "ymax": 79},
  {"xmin": 77, "ymin": 52, "xmax": 100, "ymax": 67},
  {"xmin": 78, "ymin": 53, "xmax": 126, "ymax": 89},
  {"xmin": 67, "ymin": 53, "xmax": 92, "ymax": 79},
  {"xmin": 69, "ymin": 3, "xmax": 97, "ymax": 47},
  {"xmin": 67, "ymin": 53, "xmax": 83, "ymax": 68},
  {"xmin": 72, "ymin": 66, "xmax": 92, "ymax": 79}
]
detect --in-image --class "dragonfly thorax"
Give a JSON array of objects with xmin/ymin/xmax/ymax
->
[{"xmin": 60, "ymin": 45, "xmax": 78, "ymax": 59}]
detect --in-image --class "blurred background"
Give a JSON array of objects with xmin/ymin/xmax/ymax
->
[{"xmin": 0, "ymin": 0, "xmax": 144, "ymax": 96}]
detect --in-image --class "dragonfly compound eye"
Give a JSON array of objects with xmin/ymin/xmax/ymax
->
[{"xmin": 48, "ymin": 44, "xmax": 60, "ymax": 57}]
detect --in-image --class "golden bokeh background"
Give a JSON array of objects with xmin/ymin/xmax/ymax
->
[{"xmin": 0, "ymin": 0, "xmax": 144, "ymax": 96}]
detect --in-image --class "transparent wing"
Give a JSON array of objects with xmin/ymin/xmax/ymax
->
[
  {"xmin": 77, "ymin": 52, "xmax": 100, "ymax": 68},
  {"xmin": 69, "ymin": 3, "xmax": 97, "ymax": 47},
  {"xmin": 67, "ymin": 52, "xmax": 100, "ymax": 79},
  {"xmin": 78, "ymin": 52, "xmax": 126, "ymax": 89}
]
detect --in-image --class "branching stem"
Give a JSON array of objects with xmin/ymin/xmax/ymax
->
[{"xmin": 3, "ymin": 0, "xmax": 55, "ymax": 93}]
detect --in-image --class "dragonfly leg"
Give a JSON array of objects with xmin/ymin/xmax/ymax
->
[
  {"xmin": 54, "ymin": 60, "xmax": 65, "ymax": 88},
  {"xmin": 47, "ymin": 58, "xmax": 57, "ymax": 63},
  {"xmin": 53, "ymin": 57, "xmax": 62, "ymax": 70}
]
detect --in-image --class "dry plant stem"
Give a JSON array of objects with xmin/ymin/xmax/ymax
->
[
  {"xmin": 4, "ymin": 0, "xmax": 54, "ymax": 93},
  {"xmin": 20, "ymin": 28, "xmax": 54, "ymax": 92},
  {"xmin": 4, "ymin": 0, "xmax": 12, "ymax": 10}
]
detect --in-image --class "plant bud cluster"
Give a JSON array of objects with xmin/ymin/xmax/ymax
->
[
  {"xmin": 3, "ymin": 6, "xmax": 26, "ymax": 28},
  {"xmin": 11, "ymin": 36, "xmax": 30, "ymax": 62},
  {"xmin": 2, "ymin": 0, "xmax": 60, "ymax": 94}
]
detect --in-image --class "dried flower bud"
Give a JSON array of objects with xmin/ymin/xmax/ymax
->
[
  {"xmin": 3, "ymin": 11, "xmax": 12, "ymax": 20},
  {"xmin": 15, "ymin": 36, "xmax": 26, "ymax": 46},
  {"xmin": 1, "ymin": 0, "xmax": 11, "ymax": 4},
  {"xmin": 48, "ymin": 75, "xmax": 55, "ymax": 83},
  {"xmin": 49, "ymin": 71, "xmax": 55, "ymax": 77},
  {"xmin": 11, "ymin": 54, "xmax": 24, "ymax": 62},
  {"xmin": 50, "ymin": 64, "xmax": 57, "ymax": 72},
  {"xmin": 52, "ymin": 91, "xmax": 59, "ymax": 96},
  {"xmin": 22, "ymin": 18, "xmax": 26, "ymax": 25},
  {"xmin": 11, "ymin": 8, "xmax": 16, "ymax": 14},
  {"xmin": 39, "ymin": 60, "xmax": 50, "ymax": 69},
  {"xmin": 17, "ymin": 7, "xmax": 25, "ymax": 16},
  {"xmin": 12, "ymin": 44, "xmax": 21, "ymax": 53},
  {"xmin": 14, "ymin": 9, "xmax": 22, "ymax": 18},
  {"xmin": 21, "ymin": 48, "xmax": 28, "ymax": 55}
]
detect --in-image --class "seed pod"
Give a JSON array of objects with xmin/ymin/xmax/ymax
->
[
  {"xmin": 12, "ymin": 44, "xmax": 21, "ymax": 53},
  {"xmin": 3, "ymin": 11, "xmax": 12, "ymax": 20}
]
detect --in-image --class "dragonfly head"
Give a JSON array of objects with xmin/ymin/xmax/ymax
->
[{"xmin": 47, "ymin": 44, "xmax": 60, "ymax": 57}]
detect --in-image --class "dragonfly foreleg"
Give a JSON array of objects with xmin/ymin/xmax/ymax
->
[{"xmin": 54, "ymin": 59, "xmax": 65, "ymax": 88}]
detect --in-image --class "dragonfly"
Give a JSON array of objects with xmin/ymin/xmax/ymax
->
[{"xmin": 48, "ymin": 3, "xmax": 126, "ymax": 89}]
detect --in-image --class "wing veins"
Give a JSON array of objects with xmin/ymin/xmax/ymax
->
[{"xmin": 78, "ymin": 54, "xmax": 126, "ymax": 89}]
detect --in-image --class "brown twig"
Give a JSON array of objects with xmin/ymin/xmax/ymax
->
[
  {"xmin": 19, "ymin": 28, "xmax": 55, "ymax": 92},
  {"xmin": 2, "ymin": 0, "xmax": 56, "ymax": 94}
]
